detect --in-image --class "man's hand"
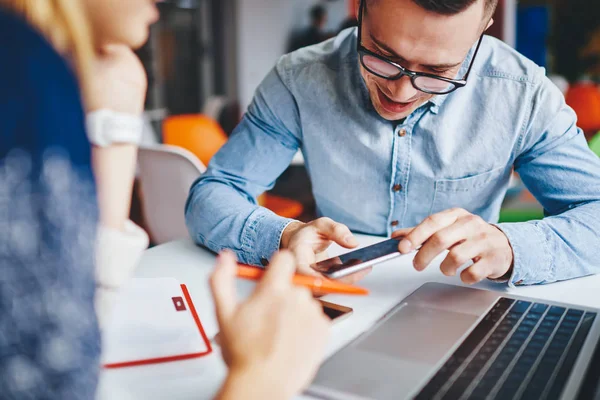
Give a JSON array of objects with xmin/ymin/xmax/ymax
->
[
  {"xmin": 210, "ymin": 251, "xmax": 330, "ymax": 400},
  {"xmin": 280, "ymin": 218, "xmax": 370, "ymax": 285},
  {"xmin": 393, "ymin": 208, "xmax": 514, "ymax": 284}
]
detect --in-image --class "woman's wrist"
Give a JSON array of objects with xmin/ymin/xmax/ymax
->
[{"xmin": 218, "ymin": 365, "xmax": 290, "ymax": 400}]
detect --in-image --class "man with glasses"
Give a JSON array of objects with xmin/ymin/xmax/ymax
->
[{"xmin": 186, "ymin": 0, "xmax": 600, "ymax": 287}]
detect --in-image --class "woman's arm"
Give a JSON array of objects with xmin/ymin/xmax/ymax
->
[
  {"xmin": 87, "ymin": 44, "xmax": 147, "ymax": 231},
  {"xmin": 86, "ymin": 45, "xmax": 150, "ymax": 325}
]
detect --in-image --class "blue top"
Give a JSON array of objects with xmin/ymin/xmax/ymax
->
[
  {"xmin": 0, "ymin": 10, "xmax": 100, "ymax": 399},
  {"xmin": 186, "ymin": 29, "xmax": 600, "ymax": 286}
]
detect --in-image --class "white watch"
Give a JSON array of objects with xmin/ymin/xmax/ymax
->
[{"xmin": 86, "ymin": 109, "xmax": 144, "ymax": 147}]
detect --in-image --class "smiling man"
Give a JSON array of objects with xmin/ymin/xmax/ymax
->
[{"xmin": 186, "ymin": 0, "xmax": 600, "ymax": 287}]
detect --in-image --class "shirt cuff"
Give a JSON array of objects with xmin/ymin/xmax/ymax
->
[
  {"xmin": 495, "ymin": 221, "xmax": 553, "ymax": 287},
  {"xmin": 95, "ymin": 221, "xmax": 149, "ymax": 329},
  {"xmin": 95, "ymin": 220, "xmax": 149, "ymax": 288},
  {"xmin": 238, "ymin": 208, "xmax": 296, "ymax": 266}
]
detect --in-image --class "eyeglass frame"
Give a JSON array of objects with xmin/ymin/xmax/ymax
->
[{"xmin": 357, "ymin": 0, "xmax": 484, "ymax": 95}]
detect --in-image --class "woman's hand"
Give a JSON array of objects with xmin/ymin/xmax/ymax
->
[{"xmin": 211, "ymin": 251, "xmax": 331, "ymax": 400}]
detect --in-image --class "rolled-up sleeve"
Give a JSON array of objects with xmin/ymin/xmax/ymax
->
[
  {"xmin": 185, "ymin": 63, "xmax": 302, "ymax": 265},
  {"xmin": 497, "ymin": 72, "xmax": 600, "ymax": 286}
]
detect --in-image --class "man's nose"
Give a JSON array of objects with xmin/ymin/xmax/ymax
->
[{"xmin": 386, "ymin": 75, "xmax": 419, "ymax": 102}]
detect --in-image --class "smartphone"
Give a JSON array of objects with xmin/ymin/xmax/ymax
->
[
  {"xmin": 313, "ymin": 238, "xmax": 403, "ymax": 279},
  {"xmin": 320, "ymin": 300, "xmax": 353, "ymax": 323}
]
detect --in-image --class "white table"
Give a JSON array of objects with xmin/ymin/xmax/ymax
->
[{"xmin": 97, "ymin": 235, "xmax": 600, "ymax": 400}]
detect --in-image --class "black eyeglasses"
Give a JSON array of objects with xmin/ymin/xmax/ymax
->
[{"xmin": 357, "ymin": 0, "xmax": 483, "ymax": 95}]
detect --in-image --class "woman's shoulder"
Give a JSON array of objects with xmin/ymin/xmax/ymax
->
[
  {"xmin": 0, "ymin": 9, "xmax": 70, "ymax": 71},
  {"xmin": 0, "ymin": 9, "xmax": 90, "ymax": 168},
  {"xmin": 0, "ymin": 11, "xmax": 101, "ymax": 399}
]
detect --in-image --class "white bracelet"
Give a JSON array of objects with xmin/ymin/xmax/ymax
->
[{"xmin": 86, "ymin": 109, "xmax": 144, "ymax": 147}]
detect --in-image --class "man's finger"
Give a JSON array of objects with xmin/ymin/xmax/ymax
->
[
  {"xmin": 297, "ymin": 262, "xmax": 322, "ymax": 277},
  {"xmin": 413, "ymin": 215, "xmax": 477, "ymax": 271},
  {"xmin": 259, "ymin": 250, "xmax": 297, "ymax": 292},
  {"xmin": 292, "ymin": 243, "xmax": 320, "ymax": 275},
  {"xmin": 439, "ymin": 236, "xmax": 489, "ymax": 276},
  {"xmin": 335, "ymin": 267, "xmax": 372, "ymax": 285},
  {"xmin": 392, "ymin": 228, "xmax": 413, "ymax": 239},
  {"xmin": 316, "ymin": 218, "xmax": 358, "ymax": 249},
  {"xmin": 399, "ymin": 208, "xmax": 469, "ymax": 254},
  {"xmin": 210, "ymin": 251, "xmax": 239, "ymax": 325},
  {"xmin": 460, "ymin": 258, "xmax": 493, "ymax": 285}
]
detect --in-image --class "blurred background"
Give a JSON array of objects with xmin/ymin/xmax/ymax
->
[{"xmin": 134, "ymin": 0, "xmax": 600, "ymax": 245}]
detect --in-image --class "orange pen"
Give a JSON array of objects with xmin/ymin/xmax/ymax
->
[{"xmin": 236, "ymin": 265, "xmax": 369, "ymax": 296}]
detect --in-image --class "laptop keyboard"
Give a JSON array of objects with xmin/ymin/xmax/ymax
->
[{"xmin": 415, "ymin": 298, "xmax": 597, "ymax": 400}]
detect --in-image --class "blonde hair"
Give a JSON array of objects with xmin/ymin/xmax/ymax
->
[{"xmin": 0, "ymin": 0, "xmax": 94, "ymax": 103}]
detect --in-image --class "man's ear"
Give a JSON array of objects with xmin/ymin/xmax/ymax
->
[{"xmin": 485, "ymin": 18, "xmax": 494, "ymax": 31}]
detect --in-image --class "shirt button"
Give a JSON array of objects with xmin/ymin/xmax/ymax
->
[
  {"xmin": 391, "ymin": 220, "xmax": 399, "ymax": 227},
  {"xmin": 392, "ymin": 184, "xmax": 402, "ymax": 192},
  {"xmin": 398, "ymin": 129, "xmax": 407, "ymax": 137},
  {"xmin": 260, "ymin": 258, "xmax": 269, "ymax": 267}
]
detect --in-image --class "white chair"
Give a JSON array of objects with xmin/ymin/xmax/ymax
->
[{"xmin": 137, "ymin": 145, "xmax": 206, "ymax": 245}]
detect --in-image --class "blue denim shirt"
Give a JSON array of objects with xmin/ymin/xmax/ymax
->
[{"xmin": 186, "ymin": 29, "xmax": 600, "ymax": 286}]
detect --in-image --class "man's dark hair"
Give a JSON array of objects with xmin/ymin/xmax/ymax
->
[
  {"xmin": 310, "ymin": 5, "xmax": 327, "ymax": 24},
  {"xmin": 412, "ymin": 0, "xmax": 498, "ymax": 15},
  {"xmin": 367, "ymin": 0, "xmax": 498, "ymax": 17}
]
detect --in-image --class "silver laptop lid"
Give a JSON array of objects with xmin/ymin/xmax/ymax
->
[{"xmin": 308, "ymin": 283, "xmax": 600, "ymax": 400}]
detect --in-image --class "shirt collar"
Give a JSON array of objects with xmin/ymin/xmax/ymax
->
[
  {"xmin": 427, "ymin": 94, "xmax": 447, "ymax": 114},
  {"xmin": 427, "ymin": 36, "xmax": 483, "ymax": 115}
]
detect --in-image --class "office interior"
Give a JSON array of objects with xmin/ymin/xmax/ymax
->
[
  {"xmin": 2, "ymin": 0, "xmax": 600, "ymax": 399},
  {"xmin": 133, "ymin": 0, "xmax": 600, "ymax": 244}
]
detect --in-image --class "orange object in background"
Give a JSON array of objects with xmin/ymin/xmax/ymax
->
[
  {"xmin": 260, "ymin": 193, "xmax": 305, "ymax": 219},
  {"xmin": 163, "ymin": 115, "xmax": 228, "ymax": 166},
  {"xmin": 163, "ymin": 114, "xmax": 304, "ymax": 220},
  {"xmin": 566, "ymin": 82, "xmax": 600, "ymax": 140}
]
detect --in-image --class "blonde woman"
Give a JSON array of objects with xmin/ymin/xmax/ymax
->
[
  {"xmin": 0, "ymin": 1, "xmax": 330, "ymax": 399},
  {"xmin": 0, "ymin": 0, "xmax": 156, "ymax": 326}
]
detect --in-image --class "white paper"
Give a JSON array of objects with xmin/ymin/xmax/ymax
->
[{"xmin": 101, "ymin": 278, "xmax": 209, "ymax": 366}]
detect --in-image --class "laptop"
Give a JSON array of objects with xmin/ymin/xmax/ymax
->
[{"xmin": 308, "ymin": 282, "xmax": 600, "ymax": 400}]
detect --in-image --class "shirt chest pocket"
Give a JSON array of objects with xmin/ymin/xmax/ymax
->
[{"xmin": 429, "ymin": 167, "xmax": 510, "ymax": 220}]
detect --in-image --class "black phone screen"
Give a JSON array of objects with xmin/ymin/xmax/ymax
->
[
  {"xmin": 323, "ymin": 306, "xmax": 345, "ymax": 320},
  {"xmin": 321, "ymin": 302, "xmax": 352, "ymax": 321},
  {"xmin": 313, "ymin": 238, "xmax": 401, "ymax": 276}
]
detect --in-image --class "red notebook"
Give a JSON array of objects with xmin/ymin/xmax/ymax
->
[{"xmin": 102, "ymin": 278, "xmax": 212, "ymax": 369}]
